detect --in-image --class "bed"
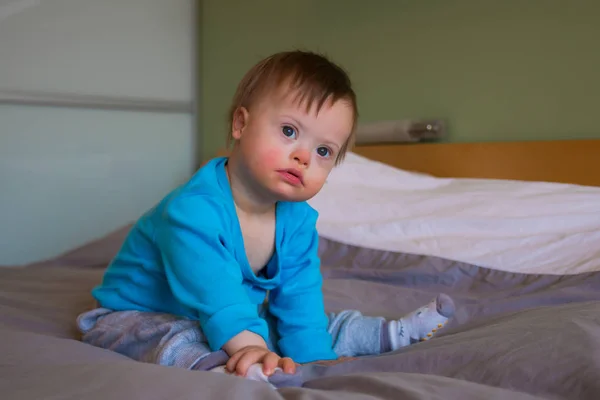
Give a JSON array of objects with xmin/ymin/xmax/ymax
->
[{"xmin": 2, "ymin": 139, "xmax": 600, "ymax": 400}]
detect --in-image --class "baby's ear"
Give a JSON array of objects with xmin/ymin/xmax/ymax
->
[{"xmin": 231, "ymin": 107, "xmax": 250, "ymax": 140}]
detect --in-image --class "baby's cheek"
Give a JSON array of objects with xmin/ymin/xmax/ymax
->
[{"xmin": 260, "ymin": 148, "xmax": 281, "ymax": 167}]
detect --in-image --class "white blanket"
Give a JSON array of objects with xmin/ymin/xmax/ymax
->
[{"xmin": 308, "ymin": 152, "xmax": 600, "ymax": 275}]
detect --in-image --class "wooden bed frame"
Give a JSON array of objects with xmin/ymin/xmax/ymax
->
[
  {"xmin": 215, "ymin": 138, "xmax": 600, "ymax": 187},
  {"xmin": 352, "ymin": 139, "xmax": 600, "ymax": 187}
]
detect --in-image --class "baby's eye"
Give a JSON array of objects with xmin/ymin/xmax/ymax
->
[
  {"xmin": 282, "ymin": 125, "xmax": 296, "ymax": 138},
  {"xmin": 316, "ymin": 146, "xmax": 331, "ymax": 158}
]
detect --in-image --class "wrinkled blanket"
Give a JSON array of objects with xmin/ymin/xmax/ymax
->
[{"xmin": 1, "ymin": 232, "xmax": 599, "ymax": 399}]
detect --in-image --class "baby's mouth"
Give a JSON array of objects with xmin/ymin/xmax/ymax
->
[{"xmin": 277, "ymin": 169, "xmax": 304, "ymax": 186}]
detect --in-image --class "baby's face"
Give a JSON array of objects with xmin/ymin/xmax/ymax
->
[{"xmin": 232, "ymin": 89, "xmax": 354, "ymax": 203}]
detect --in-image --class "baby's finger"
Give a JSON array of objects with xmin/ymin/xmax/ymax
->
[
  {"xmin": 234, "ymin": 350, "xmax": 265, "ymax": 376},
  {"xmin": 279, "ymin": 357, "xmax": 296, "ymax": 374},
  {"xmin": 261, "ymin": 352, "xmax": 280, "ymax": 376},
  {"xmin": 225, "ymin": 349, "xmax": 247, "ymax": 374}
]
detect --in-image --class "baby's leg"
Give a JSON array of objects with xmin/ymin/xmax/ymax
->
[
  {"xmin": 264, "ymin": 294, "xmax": 456, "ymax": 389},
  {"xmin": 78, "ymin": 308, "xmax": 284, "ymax": 390},
  {"xmin": 76, "ymin": 308, "xmax": 227, "ymax": 370},
  {"xmin": 328, "ymin": 294, "xmax": 456, "ymax": 357}
]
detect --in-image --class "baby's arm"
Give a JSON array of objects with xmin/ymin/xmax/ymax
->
[
  {"xmin": 158, "ymin": 194, "xmax": 298, "ymax": 376},
  {"xmin": 268, "ymin": 206, "xmax": 338, "ymax": 364},
  {"xmin": 156, "ymin": 194, "xmax": 269, "ymax": 356}
]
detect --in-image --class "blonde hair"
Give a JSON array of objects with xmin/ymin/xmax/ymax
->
[{"xmin": 227, "ymin": 50, "xmax": 358, "ymax": 165}]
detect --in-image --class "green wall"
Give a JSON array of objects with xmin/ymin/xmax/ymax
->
[{"xmin": 198, "ymin": 0, "xmax": 600, "ymax": 160}]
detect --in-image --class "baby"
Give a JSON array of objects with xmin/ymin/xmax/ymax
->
[{"xmin": 76, "ymin": 50, "xmax": 455, "ymax": 385}]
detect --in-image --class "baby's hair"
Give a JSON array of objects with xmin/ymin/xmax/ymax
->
[{"xmin": 227, "ymin": 50, "xmax": 358, "ymax": 165}]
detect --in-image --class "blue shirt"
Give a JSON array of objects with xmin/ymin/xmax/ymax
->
[{"xmin": 92, "ymin": 157, "xmax": 336, "ymax": 363}]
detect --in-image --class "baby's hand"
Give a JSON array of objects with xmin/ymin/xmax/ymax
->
[{"xmin": 225, "ymin": 345, "xmax": 296, "ymax": 377}]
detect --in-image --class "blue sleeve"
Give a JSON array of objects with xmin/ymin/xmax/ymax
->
[
  {"xmin": 268, "ymin": 205, "xmax": 337, "ymax": 363},
  {"xmin": 155, "ymin": 194, "xmax": 269, "ymax": 352}
]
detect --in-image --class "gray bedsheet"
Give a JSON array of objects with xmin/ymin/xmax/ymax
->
[{"xmin": 1, "ymin": 226, "xmax": 599, "ymax": 399}]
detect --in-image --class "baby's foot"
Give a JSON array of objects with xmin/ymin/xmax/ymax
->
[{"xmin": 388, "ymin": 293, "xmax": 455, "ymax": 350}]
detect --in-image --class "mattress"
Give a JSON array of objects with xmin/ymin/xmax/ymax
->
[
  {"xmin": 1, "ymin": 225, "xmax": 599, "ymax": 400},
  {"xmin": 309, "ymin": 152, "xmax": 600, "ymax": 275}
]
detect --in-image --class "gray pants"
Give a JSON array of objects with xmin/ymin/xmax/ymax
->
[{"xmin": 76, "ymin": 306, "xmax": 389, "ymax": 370}]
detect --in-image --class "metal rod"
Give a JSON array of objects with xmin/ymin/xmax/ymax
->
[{"xmin": 0, "ymin": 89, "xmax": 192, "ymax": 113}]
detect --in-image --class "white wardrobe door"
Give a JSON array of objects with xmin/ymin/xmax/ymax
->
[
  {"xmin": 0, "ymin": 0, "xmax": 197, "ymax": 265},
  {"xmin": 0, "ymin": 0, "xmax": 193, "ymax": 101}
]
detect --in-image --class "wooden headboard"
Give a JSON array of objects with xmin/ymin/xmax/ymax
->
[{"xmin": 352, "ymin": 139, "xmax": 600, "ymax": 187}]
